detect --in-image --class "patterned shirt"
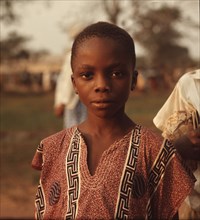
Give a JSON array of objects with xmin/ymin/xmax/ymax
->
[{"xmin": 32, "ymin": 125, "xmax": 195, "ymax": 220}]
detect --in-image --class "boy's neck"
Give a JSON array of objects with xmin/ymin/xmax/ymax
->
[{"xmin": 78, "ymin": 113, "xmax": 135, "ymax": 137}]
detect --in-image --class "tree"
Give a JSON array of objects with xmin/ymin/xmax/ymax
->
[
  {"xmin": 0, "ymin": 31, "xmax": 30, "ymax": 61},
  {"xmin": 102, "ymin": 0, "xmax": 198, "ymax": 87},
  {"xmin": 103, "ymin": 0, "xmax": 121, "ymax": 24},
  {"xmin": 129, "ymin": 5, "xmax": 196, "ymax": 86},
  {"xmin": 0, "ymin": 0, "xmax": 19, "ymax": 24},
  {"xmin": 0, "ymin": 0, "xmax": 50, "ymax": 62}
]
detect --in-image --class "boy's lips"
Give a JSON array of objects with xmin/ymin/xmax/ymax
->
[{"xmin": 91, "ymin": 99, "xmax": 114, "ymax": 108}]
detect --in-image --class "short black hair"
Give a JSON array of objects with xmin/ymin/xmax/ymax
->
[{"xmin": 71, "ymin": 21, "xmax": 136, "ymax": 70}]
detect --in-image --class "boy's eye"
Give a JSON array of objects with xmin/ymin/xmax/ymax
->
[
  {"xmin": 111, "ymin": 71, "xmax": 124, "ymax": 78},
  {"xmin": 80, "ymin": 72, "xmax": 93, "ymax": 80}
]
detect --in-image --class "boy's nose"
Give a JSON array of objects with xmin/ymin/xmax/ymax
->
[{"xmin": 94, "ymin": 74, "xmax": 111, "ymax": 93}]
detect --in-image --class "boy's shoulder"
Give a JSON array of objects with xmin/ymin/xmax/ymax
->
[
  {"xmin": 41, "ymin": 126, "xmax": 76, "ymax": 147},
  {"xmin": 140, "ymin": 126, "xmax": 163, "ymax": 143},
  {"xmin": 140, "ymin": 125, "xmax": 166, "ymax": 154},
  {"xmin": 32, "ymin": 127, "xmax": 77, "ymax": 170},
  {"xmin": 178, "ymin": 69, "xmax": 199, "ymax": 86},
  {"xmin": 139, "ymin": 126, "xmax": 176, "ymax": 166}
]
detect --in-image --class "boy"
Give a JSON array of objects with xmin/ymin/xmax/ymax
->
[{"xmin": 32, "ymin": 22, "xmax": 195, "ymax": 220}]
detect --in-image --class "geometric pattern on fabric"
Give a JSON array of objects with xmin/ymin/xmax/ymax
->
[
  {"xmin": 65, "ymin": 129, "xmax": 81, "ymax": 220},
  {"xmin": 115, "ymin": 125, "xmax": 141, "ymax": 219},
  {"xmin": 37, "ymin": 143, "xmax": 43, "ymax": 153},
  {"xmin": 49, "ymin": 181, "xmax": 61, "ymax": 206},
  {"xmin": 35, "ymin": 181, "xmax": 46, "ymax": 220},
  {"xmin": 132, "ymin": 173, "xmax": 147, "ymax": 199},
  {"xmin": 192, "ymin": 109, "xmax": 200, "ymax": 129},
  {"xmin": 146, "ymin": 139, "xmax": 176, "ymax": 220}
]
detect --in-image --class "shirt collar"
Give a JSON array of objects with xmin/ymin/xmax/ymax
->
[{"xmin": 189, "ymin": 69, "xmax": 200, "ymax": 79}]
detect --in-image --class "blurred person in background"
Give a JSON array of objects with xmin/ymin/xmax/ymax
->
[
  {"xmin": 153, "ymin": 69, "xmax": 200, "ymax": 219},
  {"xmin": 54, "ymin": 24, "xmax": 87, "ymax": 128}
]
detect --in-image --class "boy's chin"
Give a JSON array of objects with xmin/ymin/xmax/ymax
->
[{"xmin": 91, "ymin": 108, "xmax": 124, "ymax": 119}]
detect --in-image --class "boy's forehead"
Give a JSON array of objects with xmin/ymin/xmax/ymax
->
[
  {"xmin": 73, "ymin": 38, "xmax": 134, "ymax": 71},
  {"xmin": 72, "ymin": 36, "xmax": 135, "ymax": 70},
  {"xmin": 77, "ymin": 37, "xmax": 125, "ymax": 53}
]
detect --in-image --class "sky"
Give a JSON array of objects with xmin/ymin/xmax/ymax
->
[{"xmin": 1, "ymin": 0, "xmax": 199, "ymax": 59}]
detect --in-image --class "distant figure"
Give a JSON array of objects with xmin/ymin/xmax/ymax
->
[
  {"xmin": 54, "ymin": 23, "xmax": 87, "ymax": 128},
  {"xmin": 32, "ymin": 22, "xmax": 195, "ymax": 220},
  {"xmin": 153, "ymin": 69, "xmax": 200, "ymax": 219},
  {"xmin": 54, "ymin": 51, "xmax": 87, "ymax": 128}
]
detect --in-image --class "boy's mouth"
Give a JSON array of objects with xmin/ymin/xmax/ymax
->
[{"xmin": 91, "ymin": 100, "xmax": 114, "ymax": 108}]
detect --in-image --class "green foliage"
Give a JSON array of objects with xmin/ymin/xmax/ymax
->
[
  {"xmin": 0, "ymin": 0, "xmax": 33, "ymax": 24},
  {"xmin": 134, "ymin": 6, "xmax": 182, "ymax": 46},
  {"xmin": 0, "ymin": 0, "xmax": 50, "ymax": 61},
  {"xmin": 0, "ymin": 0, "xmax": 19, "ymax": 24},
  {"xmin": 130, "ymin": 5, "xmax": 195, "ymax": 71},
  {"xmin": 0, "ymin": 31, "xmax": 31, "ymax": 60}
]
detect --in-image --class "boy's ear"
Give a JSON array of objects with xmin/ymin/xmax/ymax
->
[
  {"xmin": 131, "ymin": 70, "xmax": 138, "ymax": 91},
  {"xmin": 71, "ymin": 75, "xmax": 78, "ymax": 94}
]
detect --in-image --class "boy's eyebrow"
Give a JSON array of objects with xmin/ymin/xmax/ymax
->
[
  {"xmin": 78, "ymin": 64, "xmax": 94, "ymax": 70},
  {"xmin": 106, "ymin": 63, "xmax": 121, "ymax": 69},
  {"xmin": 77, "ymin": 63, "xmax": 122, "ymax": 70}
]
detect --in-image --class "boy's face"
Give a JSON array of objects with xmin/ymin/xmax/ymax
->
[{"xmin": 72, "ymin": 37, "xmax": 136, "ymax": 118}]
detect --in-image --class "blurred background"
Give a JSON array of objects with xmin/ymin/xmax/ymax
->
[{"xmin": 0, "ymin": 0, "xmax": 199, "ymax": 218}]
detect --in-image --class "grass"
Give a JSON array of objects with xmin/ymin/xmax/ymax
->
[
  {"xmin": 0, "ymin": 92, "xmax": 64, "ymax": 218},
  {"xmin": 0, "ymin": 89, "xmax": 171, "ymax": 218},
  {"xmin": 0, "ymin": 92, "xmax": 62, "ymax": 132},
  {"xmin": 0, "ymin": 92, "xmax": 63, "ymax": 186},
  {"xmin": 126, "ymin": 90, "xmax": 170, "ymax": 131}
]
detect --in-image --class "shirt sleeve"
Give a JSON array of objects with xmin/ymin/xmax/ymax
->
[
  {"xmin": 31, "ymin": 142, "xmax": 44, "ymax": 171},
  {"xmin": 148, "ymin": 139, "xmax": 196, "ymax": 219},
  {"xmin": 153, "ymin": 83, "xmax": 196, "ymax": 140}
]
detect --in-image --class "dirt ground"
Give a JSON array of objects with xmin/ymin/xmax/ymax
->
[
  {"xmin": 1, "ymin": 182, "xmax": 36, "ymax": 219},
  {"xmin": 0, "ymin": 131, "xmax": 42, "ymax": 219}
]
